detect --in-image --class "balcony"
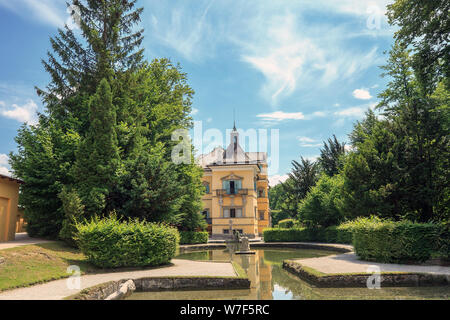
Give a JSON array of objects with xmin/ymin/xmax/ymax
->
[{"xmin": 216, "ymin": 188, "xmax": 250, "ymax": 196}]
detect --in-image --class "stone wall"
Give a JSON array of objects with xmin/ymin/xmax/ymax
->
[
  {"xmin": 283, "ymin": 260, "xmax": 450, "ymax": 288},
  {"xmin": 67, "ymin": 277, "xmax": 250, "ymax": 300}
]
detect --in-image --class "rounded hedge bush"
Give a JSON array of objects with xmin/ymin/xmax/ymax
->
[
  {"xmin": 179, "ymin": 231, "xmax": 209, "ymax": 244},
  {"xmin": 76, "ymin": 215, "xmax": 179, "ymax": 268}
]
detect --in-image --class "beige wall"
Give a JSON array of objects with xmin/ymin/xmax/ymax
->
[
  {"xmin": 201, "ymin": 163, "xmax": 270, "ymax": 237},
  {"xmin": 0, "ymin": 177, "xmax": 21, "ymax": 242}
]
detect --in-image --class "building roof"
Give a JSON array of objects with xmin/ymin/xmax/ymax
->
[
  {"xmin": 196, "ymin": 127, "xmax": 267, "ymax": 169},
  {"xmin": 0, "ymin": 173, "xmax": 24, "ymax": 184}
]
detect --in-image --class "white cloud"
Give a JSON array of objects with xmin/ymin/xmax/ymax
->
[
  {"xmin": 206, "ymin": 117, "xmax": 213, "ymax": 123},
  {"xmin": 353, "ymin": 88, "xmax": 372, "ymax": 100},
  {"xmin": 239, "ymin": 11, "xmax": 382, "ymax": 105},
  {"xmin": 297, "ymin": 136, "xmax": 322, "ymax": 147},
  {"xmin": 334, "ymin": 107, "xmax": 366, "ymax": 118},
  {"xmin": 191, "ymin": 108, "xmax": 199, "ymax": 115},
  {"xmin": 269, "ymin": 174, "xmax": 288, "ymax": 187},
  {"xmin": 0, "ymin": 0, "xmax": 65, "ymax": 27},
  {"xmin": 145, "ymin": 0, "xmax": 215, "ymax": 62},
  {"xmin": 256, "ymin": 111, "xmax": 305, "ymax": 122},
  {"xmin": 0, "ymin": 99, "xmax": 39, "ymax": 125},
  {"xmin": 0, "ymin": 154, "xmax": 8, "ymax": 166},
  {"xmin": 0, "ymin": 154, "xmax": 10, "ymax": 177}
]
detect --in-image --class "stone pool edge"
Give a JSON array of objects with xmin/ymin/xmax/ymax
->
[
  {"xmin": 282, "ymin": 260, "xmax": 450, "ymax": 288},
  {"xmin": 65, "ymin": 275, "xmax": 251, "ymax": 300},
  {"xmin": 179, "ymin": 242, "xmax": 353, "ymax": 254}
]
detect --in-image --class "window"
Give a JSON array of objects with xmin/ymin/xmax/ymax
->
[
  {"xmin": 202, "ymin": 210, "xmax": 210, "ymax": 218},
  {"xmin": 259, "ymin": 211, "xmax": 265, "ymax": 220},
  {"xmin": 203, "ymin": 182, "xmax": 210, "ymax": 194},
  {"xmin": 258, "ymin": 189, "xmax": 265, "ymax": 198},
  {"xmin": 223, "ymin": 229, "xmax": 229, "ymax": 234},
  {"xmin": 236, "ymin": 229, "xmax": 243, "ymax": 234},
  {"xmin": 224, "ymin": 207, "xmax": 242, "ymax": 218},
  {"xmin": 223, "ymin": 180, "xmax": 241, "ymax": 194}
]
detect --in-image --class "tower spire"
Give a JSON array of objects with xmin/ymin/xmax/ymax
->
[{"xmin": 233, "ymin": 108, "xmax": 236, "ymax": 131}]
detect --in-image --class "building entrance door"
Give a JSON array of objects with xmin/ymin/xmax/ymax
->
[{"xmin": 0, "ymin": 197, "xmax": 10, "ymax": 242}]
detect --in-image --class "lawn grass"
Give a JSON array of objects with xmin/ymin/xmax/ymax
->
[{"xmin": 0, "ymin": 241, "xmax": 98, "ymax": 292}]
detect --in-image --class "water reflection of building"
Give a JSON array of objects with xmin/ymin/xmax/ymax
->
[{"xmin": 206, "ymin": 244, "xmax": 273, "ymax": 299}]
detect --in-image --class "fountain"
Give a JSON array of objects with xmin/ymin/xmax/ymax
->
[{"xmin": 234, "ymin": 233, "xmax": 255, "ymax": 255}]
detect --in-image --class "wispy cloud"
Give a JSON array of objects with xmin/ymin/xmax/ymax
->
[
  {"xmin": 353, "ymin": 88, "xmax": 372, "ymax": 100},
  {"xmin": 257, "ymin": 111, "xmax": 305, "ymax": 122},
  {"xmin": 334, "ymin": 107, "xmax": 366, "ymax": 118},
  {"xmin": 145, "ymin": 0, "xmax": 216, "ymax": 62},
  {"xmin": 0, "ymin": 0, "xmax": 66, "ymax": 27},
  {"xmin": 0, "ymin": 99, "xmax": 39, "ymax": 125},
  {"xmin": 238, "ymin": 12, "xmax": 382, "ymax": 105},
  {"xmin": 297, "ymin": 136, "xmax": 322, "ymax": 147}
]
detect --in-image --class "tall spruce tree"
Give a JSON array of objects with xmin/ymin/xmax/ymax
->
[
  {"xmin": 10, "ymin": 1, "xmax": 205, "ymax": 237},
  {"xmin": 280, "ymin": 157, "xmax": 319, "ymax": 218},
  {"xmin": 319, "ymin": 135, "xmax": 346, "ymax": 176}
]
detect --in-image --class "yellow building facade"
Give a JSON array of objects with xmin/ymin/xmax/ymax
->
[
  {"xmin": 0, "ymin": 174, "xmax": 23, "ymax": 242},
  {"xmin": 198, "ymin": 126, "xmax": 270, "ymax": 238}
]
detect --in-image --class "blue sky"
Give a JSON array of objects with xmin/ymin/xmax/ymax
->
[{"xmin": 0, "ymin": 0, "xmax": 395, "ymax": 184}]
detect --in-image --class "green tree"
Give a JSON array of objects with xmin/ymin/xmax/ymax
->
[
  {"xmin": 59, "ymin": 186, "xmax": 85, "ymax": 247},
  {"xmin": 280, "ymin": 157, "xmax": 319, "ymax": 218},
  {"xmin": 72, "ymin": 79, "xmax": 120, "ymax": 215},
  {"xmin": 10, "ymin": 1, "xmax": 206, "ymax": 238},
  {"xmin": 319, "ymin": 135, "xmax": 346, "ymax": 176},
  {"xmin": 387, "ymin": 0, "xmax": 449, "ymax": 88},
  {"xmin": 298, "ymin": 174, "xmax": 344, "ymax": 228}
]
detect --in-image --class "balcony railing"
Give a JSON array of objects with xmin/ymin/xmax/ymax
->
[{"xmin": 216, "ymin": 188, "xmax": 250, "ymax": 196}]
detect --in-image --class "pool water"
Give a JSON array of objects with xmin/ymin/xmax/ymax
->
[{"xmin": 127, "ymin": 246, "xmax": 450, "ymax": 300}]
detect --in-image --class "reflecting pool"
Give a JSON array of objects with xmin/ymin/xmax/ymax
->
[{"xmin": 127, "ymin": 246, "xmax": 450, "ymax": 300}]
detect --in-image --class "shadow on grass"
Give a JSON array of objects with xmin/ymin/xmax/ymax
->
[{"xmin": 34, "ymin": 241, "xmax": 176, "ymax": 275}]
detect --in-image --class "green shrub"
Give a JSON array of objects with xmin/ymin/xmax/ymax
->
[
  {"xmin": 351, "ymin": 217, "xmax": 441, "ymax": 263},
  {"xmin": 179, "ymin": 231, "xmax": 209, "ymax": 244},
  {"xmin": 76, "ymin": 215, "xmax": 179, "ymax": 268},
  {"xmin": 58, "ymin": 187, "xmax": 85, "ymax": 248},
  {"xmin": 278, "ymin": 219, "xmax": 296, "ymax": 229},
  {"xmin": 264, "ymin": 223, "xmax": 353, "ymax": 244}
]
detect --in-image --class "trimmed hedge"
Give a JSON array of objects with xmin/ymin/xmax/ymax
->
[
  {"xmin": 351, "ymin": 217, "xmax": 444, "ymax": 263},
  {"xmin": 263, "ymin": 226, "xmax": 352, "ymax": 244},
  {"xmin": 179, "ymin": 231, "xmax": 209, "ymax": 244},
  {"xmin": 263, "ymin": 217, "xmax": 449, "ymax": 263},
  {"xmin": 76, "ymin": 215, "xmax": 179, "ymax": 268}
]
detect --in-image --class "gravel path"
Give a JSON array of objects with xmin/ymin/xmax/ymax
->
[
  {"xmin": 295, "ymin": 252, "xmax": 450, "ymax": 275},
  {"xmin": 0, "ymin": 259, "xmax": 236, "ymax": 300}
]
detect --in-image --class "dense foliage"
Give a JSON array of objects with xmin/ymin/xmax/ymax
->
[
  {"xmin": 76, "ymin": 215, "xmax": 179, "ymax": 268},
  {"xmin": 9, "ymin": 0, "xmax": 205, "ymax": 239},
  {"xmin": 351, "ymin": 217, "xmax": 445, "ymax": 263},
  {"xmin": 179, "ymin": 231, "xmax": 209, "ymax": 245},
  {"xmin": 263, "ymin": 225, "xmax": 352, "ymax": 244},
  {"xmin": 277, "ymin": 219, "xmax": 296, "ymax": 229},
  {"xmin": 269, "ymin": 0, "xmax": 449, "ymax": 229},
  {"xmin": 298, "ymin": 174, "xmax": 344, "ymax": 228}
]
